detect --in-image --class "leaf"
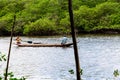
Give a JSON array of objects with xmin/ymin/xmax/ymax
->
[
  {"xmin": 80, "ymin": 69, "xmax": 83, "ymax": 75},
  {"xmin": 69, "ymin": 69, "xmax": 74, "ymax": 74},
  {"xmin": 113, "ymin": 69, "xmax": 119, "ymax": 77}
]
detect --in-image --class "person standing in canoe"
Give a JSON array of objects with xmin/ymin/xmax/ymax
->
[
  {"xmin": 16, "ymin": 36, "xmax": 22, "ymax": 44},
  {"xmin": 61, "ymin": 36, "xmax": 68, "ymax": 45}
]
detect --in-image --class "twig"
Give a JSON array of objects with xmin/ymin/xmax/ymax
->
[{"xmin": 4, "ymin": 15, "xmax": 16, "ymax": 80}]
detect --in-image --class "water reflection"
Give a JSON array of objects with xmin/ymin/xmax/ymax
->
[{"xmin": 0, "ymin": 35, "xmax": 120, "ymax": 80}]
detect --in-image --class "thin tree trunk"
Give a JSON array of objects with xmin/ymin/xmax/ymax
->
[
  {"xmin": 4, "ymin": 15, "xmax": 16, "ymax": 80},
  {"xmin": 68, "ymin": 0, "xmax": 81, "ymax": 80}
]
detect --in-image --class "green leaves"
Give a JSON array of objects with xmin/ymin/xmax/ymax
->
[
  {"xmin": 68, "ymin": 69, "xmax": 83, "ymax": 75},
  {"xmin": 74, "ymin": 2, "xmax": 120, "ymax": 33},
  {"xmin": 113, "ymin": 69, "xmax": 119, "ymax": 77},
  {"xmin": 69, "ymin": 69, "xmax": 74, "ymax": 74},
  {"xmin": 3, "ymin": 72, "xmax": 26, "ymax": 80},
  {"xmin": 23, "ymin": 18, "xmax": 57, "ymax": 36},
  {"xmin": 0, "ymin": 52, "xmax": 6, "ymax": 61},
  {"xmin": 0, "ymin": 0, "xmax": 120, "ymax": 35}
]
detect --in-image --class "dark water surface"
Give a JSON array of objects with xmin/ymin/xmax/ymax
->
[{"xmin": 1, "ymin": 35, "xmax": 120, "ymax": 80}]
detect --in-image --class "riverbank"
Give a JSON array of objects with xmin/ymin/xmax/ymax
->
[{"xmin": 1, "ymin": 28, "xmax": 120, "ymax": 37}]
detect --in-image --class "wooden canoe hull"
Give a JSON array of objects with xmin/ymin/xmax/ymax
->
[{"xmin": 17, "ymin": 43, "xmax": 73, "ymax": 47}]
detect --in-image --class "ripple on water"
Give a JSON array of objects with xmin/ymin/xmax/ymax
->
[{"xmin": 1, "ymin": 36, "xmax": 120, "ymax": 80}]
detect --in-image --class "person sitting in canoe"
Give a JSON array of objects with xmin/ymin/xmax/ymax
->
[
  {"xmin": 16, "ymin": 36, "xmax": 22, "ymax": 44},
  {"xmin": 61, "ymin": 36, "xmax": 68, "ymax": 45}
]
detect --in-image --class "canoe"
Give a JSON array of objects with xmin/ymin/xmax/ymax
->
[{"xmin": 17, "ymin": 43, "xmax": 73, "ymax": 47}]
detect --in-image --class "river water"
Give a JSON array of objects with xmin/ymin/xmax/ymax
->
[{"xmin": 0, "ymin": 35, "xmax": 120, "ymax": 80}]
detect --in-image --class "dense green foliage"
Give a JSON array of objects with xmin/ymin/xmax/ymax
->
[{"xmin": 0, "ymin": 0, "xmax": 120, "ymax": 36}]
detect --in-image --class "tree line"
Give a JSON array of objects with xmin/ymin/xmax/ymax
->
[{"xmin": 0, "ymin": 0, "xmax": 120, "ymax": 36}]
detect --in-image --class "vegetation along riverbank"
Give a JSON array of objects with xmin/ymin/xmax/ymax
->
[{"xmin": 0, "ymin": 0, "xmax": 120, "ymax": 36}]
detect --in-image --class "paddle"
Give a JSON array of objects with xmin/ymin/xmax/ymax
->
[
  {"xmin": 22, "ymin": 40, "xmax": 33, "ymax": 44},
  {"xmin": 22, "ymin": 40, "xmax": 42, "ymax": 44},
  {"xmin": 14, "ymin": 39, "xmax": 33, "ymax": 44},
  {"xmin": 14, "ymin": 38, "xmax": 42, "ymax": 44}
]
